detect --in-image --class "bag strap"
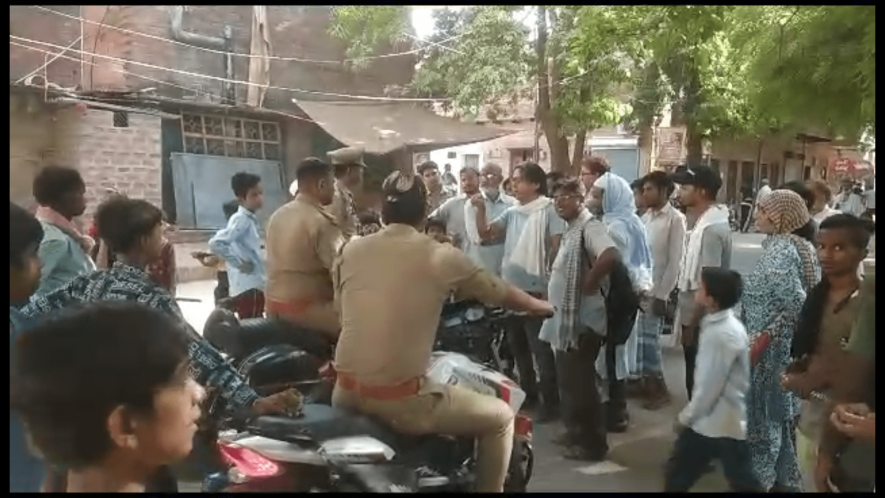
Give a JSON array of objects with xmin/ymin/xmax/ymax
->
[{"xmin": 580, "ymin": 222, "xmax": 612, "ymax": 301}]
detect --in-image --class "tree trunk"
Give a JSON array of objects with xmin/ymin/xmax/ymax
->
[
  {"xmin": 637, "ymin": 123, "xmax": 654, "ymax": 174},
  {"xmin": 685, "ymin": 129, "xmax": 704, "ymax": 166},
  {"xmin": 683, "ymin": 61, "xmax": 704, "ymax": 166},
  {"xmin": 572, "ymin": 129, "xmax": 588, "ymax": 175},
  {"xmin": 535, "ymin": 6, "xmax": 570, "ymax": 174}
]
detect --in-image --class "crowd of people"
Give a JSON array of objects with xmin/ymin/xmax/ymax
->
[
  {"xmin": 9, "ymin": 151, "xmax": 875, "ymax": 493},
  {"xmin": 743, "ymin": 177, "xmax": 875, "ymax": 232}
]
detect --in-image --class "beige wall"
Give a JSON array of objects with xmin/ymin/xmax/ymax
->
[
  {"xmin": 10, "ymin": 94, "xmax": 163, "ymax": 218},
  {"xmin": 709, "ymin": 133, "xmax": 863, "ymax": 204}
]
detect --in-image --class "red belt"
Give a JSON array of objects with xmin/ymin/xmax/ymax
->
[
  {"xmin": 265, "ymin": 298, "xmax": 317, "ymax": 316},
  {"xmin": 336, "ymin": 373, "xmax": 420, "ymax": 401}
]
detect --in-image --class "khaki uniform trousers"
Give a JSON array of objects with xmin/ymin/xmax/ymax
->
[{"xmin": 332, "ymin": 377, "xmax": 515, "ymax": 492}]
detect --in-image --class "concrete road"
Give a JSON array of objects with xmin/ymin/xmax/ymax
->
[{"xmin": 172, "ymin": 232, "xmax": 869, "ymax": 492}]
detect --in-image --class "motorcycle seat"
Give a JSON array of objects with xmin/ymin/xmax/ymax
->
[
  {"xmin": 249, "ymin": 404, "xmax": 396, "ymax": 446},
  {"xmin": 249, "ymin": 404, "xmax": 460, "ymax": 457},
  {"xmin": 204, "ymin": 312, "xmax": 334, "ymax": 362},
  {"xmin": 236, "ymin": 318, "xmax": 333, "ymax": 360}
]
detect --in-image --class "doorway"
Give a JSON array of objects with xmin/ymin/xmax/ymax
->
[{"xmin": 509, "ymin": 148, "xmax": 534, "ymax": 175}]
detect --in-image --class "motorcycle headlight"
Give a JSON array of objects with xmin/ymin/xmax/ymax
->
[
  {"xmin": 464, "ymin": 306, "xmax": 485, "ymax": 322},
  {"xmin": 319, "ymin": 436, "xmax": 396, "ymax": 464}
]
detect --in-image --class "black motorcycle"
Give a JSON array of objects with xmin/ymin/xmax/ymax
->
[
  {"xmin": 198, "ymin": 303, "xmax": 537, "ymax": 492},
  {"xmin": 436, "ymin": 299, "xmax": 518, "ymax": 381}
]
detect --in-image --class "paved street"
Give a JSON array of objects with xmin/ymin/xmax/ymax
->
[{"xmin": 174, "ymin": 232, "xmax": 870, "ymax": 492}]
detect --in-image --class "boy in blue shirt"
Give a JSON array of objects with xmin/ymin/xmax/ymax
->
[
  {"xmin": 665, "ymin": 267, "xmax": 763, "ymax": 492},
  {"xmin": 209, "ymin": 173, "xmax": 266, "ymax": 318}
]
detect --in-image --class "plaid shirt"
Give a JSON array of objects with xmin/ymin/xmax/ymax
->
[{"xmin": 19, "ymin": 261, "xmax": 259, "ymax": 409}]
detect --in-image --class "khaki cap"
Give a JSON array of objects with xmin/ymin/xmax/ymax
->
[{"xmin": 328, "ymin": 146, "xmax": 367, "ymax": 168}]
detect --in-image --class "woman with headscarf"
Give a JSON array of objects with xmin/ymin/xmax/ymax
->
[
  {"xmin": 742, "ymin": 189, "xmax": 820, "ymax": 492},
  {"xmin": 588, "ymin": 172, "xmax": 654, "ymax": 431}
]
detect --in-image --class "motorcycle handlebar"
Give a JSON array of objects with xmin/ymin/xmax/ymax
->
[
  {"xmin": 509, "ymin": 309, "xmax": 555, "ymax": 319},
  {"xmin": 487, "ymin": 307, "xmax": 555, "ymax": 320}
]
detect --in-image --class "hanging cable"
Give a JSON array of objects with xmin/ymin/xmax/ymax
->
[
  {"xmin": 10, "ymin": 34, "xmax": 447, "ymax": 102},
  {"xmin": 30, "ymin": 5, "xmax": 464, "ymax": 65},
  {"xmin": 10, "ymin": 40, "xmax": 321, "ymax": 124}
]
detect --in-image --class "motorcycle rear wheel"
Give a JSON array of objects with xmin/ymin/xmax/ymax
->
[{"xmin": 503, "ymin": 440, "xmax": 533, "ymax": 493}]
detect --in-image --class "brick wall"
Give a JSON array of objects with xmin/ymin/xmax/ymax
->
[
  {"xmin": 9, "ymin": 98, "xmax": 163, "ymax": 215},
  {"xmin": 70, "ymin": 109, "xmax": 163, "ymax": 216}
]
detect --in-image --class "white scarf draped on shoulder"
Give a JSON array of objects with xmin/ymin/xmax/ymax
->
[
  {"xmin": 678, "ymin": 205, "xmax": 730, "ymax": 291},
  {"xmin": 507, "ymin": 197, "xmax": 552, "ymax": 280}
]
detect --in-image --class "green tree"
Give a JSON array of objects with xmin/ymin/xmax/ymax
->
[
  {"xmin": 327, "ymin": 6, "xmax": 412, "ymax": 71},
  {"xmin": 614, "ymin": 6, "xmax": 763, "ymax": 166},
  {"xmin": 737, "ymin": 6, "xmax": 875, "ymax": 141},
  {"xmin": 330, "ymin": 6, "xmax": 635, "ymax": 173},
  {"xmin": 546, "ymin": 6, "xmax": 637, "ymax": 172},
  {"xmin": 619, "ymin": 5, "xmax": 876, "ymax": 164}
]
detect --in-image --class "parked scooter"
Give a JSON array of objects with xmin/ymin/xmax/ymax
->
[{"xmin": 197, "ymin": 303, "xmax": 542, "ymax": 492}]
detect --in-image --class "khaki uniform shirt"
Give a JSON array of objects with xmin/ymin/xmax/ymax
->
[
  {"xmin": 265, "ymin": 194, "xmax": 345, "ymax": 331},
  {"xmin": 330, "ymin": 180, "xmax": 358, "ymax": 239},
  {"xmin": 427, "ymin": 188, "xmax": 453, "ymax": 214},
  {"xmin": 333, "ymin": 224, "xmax": 510, "ymax": 386}
]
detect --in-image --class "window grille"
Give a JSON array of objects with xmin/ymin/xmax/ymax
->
[
  {"xmin": 181, "ymin": 113, "xmax": 281, "ymax": 161},
  {"xmin": 113, "ymin": 111, "xmax": 129, "ymax": 128}
]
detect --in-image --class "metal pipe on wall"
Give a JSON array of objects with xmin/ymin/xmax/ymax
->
[
  {"xmin": 80, "ymin": 6, "xmax": 85, "ymax": 89},
  {"xmin": 168, "ymin": 6, "xmax": 233, "ymax": 104}
]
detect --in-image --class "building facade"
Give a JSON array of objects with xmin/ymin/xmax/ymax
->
[
  {"xmin": 428, "ymin": 100, "xmax": 644, "ymax": 184},
  {"xmin": 9, "ymin": 5, "xmax": 417, "ymax": 228}
]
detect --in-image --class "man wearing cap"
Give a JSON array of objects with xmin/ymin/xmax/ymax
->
[
  {"xmin": 671, "ymin": 165, "xmax": 733, "ymax": 401},
  {"xmin": 328, "ymin": 146, "xmax": 366, "ymax": 239},
  {"xmin": 265, "ymin": 157, "xmax": 345, "ymax": 338}
]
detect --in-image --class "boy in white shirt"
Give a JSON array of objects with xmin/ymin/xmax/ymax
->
[{"xmin": 664, "ymin": 267, "xmax": 763, "ymax": 492}]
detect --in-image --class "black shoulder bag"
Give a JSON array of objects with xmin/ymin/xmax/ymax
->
[{"xmin": 580, "ymin": 226, "xmax": 640, "ymax": 346}]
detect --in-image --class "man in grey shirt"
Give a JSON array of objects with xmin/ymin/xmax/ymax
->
[
  {"xmin": 430, "ymin": 166, "xmax": 481, "ymax": 251},
  {"xmin": 671, "ymin": 165, "xmax": 733, "ymax": 400},
  {"xmin": 431, "ymin": 165, "xmax": 515, "ymax": 275}
]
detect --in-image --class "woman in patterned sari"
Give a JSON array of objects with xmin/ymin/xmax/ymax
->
[{"xmin": 742, "ymin": 190, "xmax": 820, "ymax": 492}]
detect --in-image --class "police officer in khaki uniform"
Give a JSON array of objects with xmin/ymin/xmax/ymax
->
[
  {"xmin": 265, "ymin": 157, "xmax": 344, "ymax": 338},
  {"xmin": 331, "ymin": 170, "xmax": 554, "ymax": 493},
  {"xmin": 327, "ymin": 146, "xmax": 366, "ymax": 239}
]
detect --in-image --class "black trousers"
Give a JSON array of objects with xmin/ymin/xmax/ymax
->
[
  {"xmin": 605, "ymin": 307, "xmax": 637, "ymax": 420},
  {"xmin": 605, "ymin": 335, "xmax": 627, "ymax": 419},
  {"xmin": 214, "ymin": 271, "xmax": 230, "ymax": 305},
  {"xmin": 555, "ymin": 331, "xmax": 607, "ymax": 451},
  {"xmin": 665, "ymin": 428, "xmax": 764, "ymax": 492},
  {"xmin": 507, "ymin": 315, "xmax": 559, "ymax": 408},
  {"xmin": 682, "ymin": 326, "xmax": 699, "ymax": 400}
]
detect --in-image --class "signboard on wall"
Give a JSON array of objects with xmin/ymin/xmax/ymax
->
[{"xmin": 413, "ymin": 152, "xmax": 430, "ymax": 170}]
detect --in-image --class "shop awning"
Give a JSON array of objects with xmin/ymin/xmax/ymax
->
[{"xmin": 293, "ymin": 99, "xmax": 514, "ymax": 155}]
